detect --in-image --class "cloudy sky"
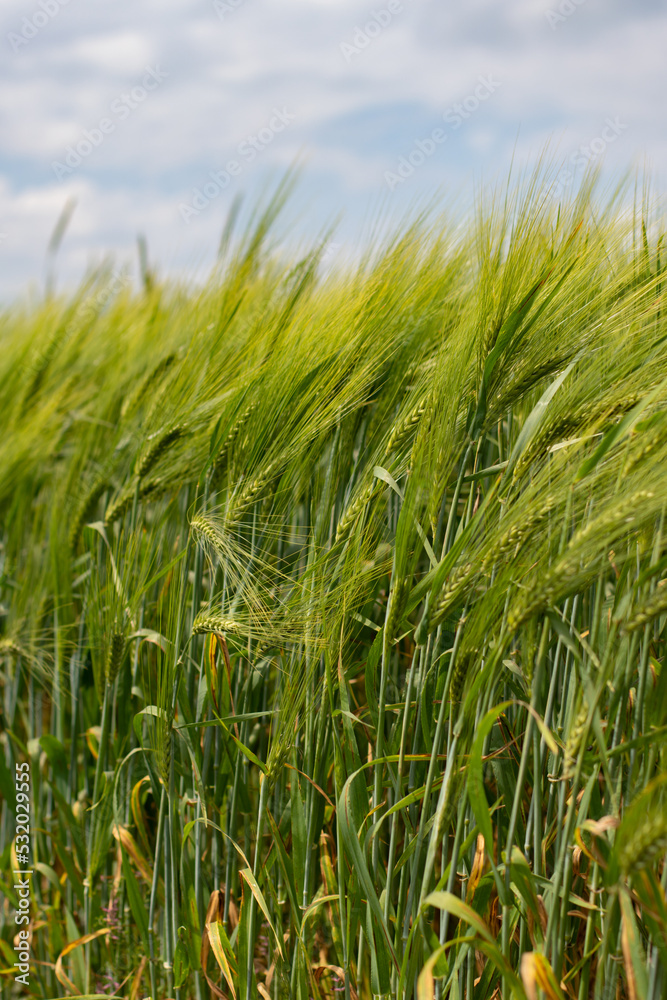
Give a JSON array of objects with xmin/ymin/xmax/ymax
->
[{"xmin": 0, "ymin": 0, "xmax": 664, "ymax": 299}]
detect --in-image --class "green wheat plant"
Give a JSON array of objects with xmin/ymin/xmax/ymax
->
[{"xmin": 2, "ymin": 166, "xmax": 667, "ymax": 1000}]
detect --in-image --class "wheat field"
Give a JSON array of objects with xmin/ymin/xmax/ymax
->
[{"xmin": 1, "ymin": 169, "xmax": 667, "ymax": 1000}]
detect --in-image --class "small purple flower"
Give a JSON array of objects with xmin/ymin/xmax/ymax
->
[
  {"xmin": 101, "ymin": 897, "xmax": 121, "ymax": 942},
  {"xmin": 95, "ymin": 969, "xmax": 121, "ymax": 995}
]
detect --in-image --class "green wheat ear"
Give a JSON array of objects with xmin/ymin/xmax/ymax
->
[
  {"xmin": 191, "ymin": 613, "xmax": 243, "ymax": 636},
  {"xmin": 120, "ymin": 351, "xmax": 177, "ymax": 418},
  {"xmin": 0, "ymin": 638, "xmax": 32, "ymax": 660},
  {"xmin": 625, "ymin": 581, "xmax": 667, "ymax": 631},
  {"xmin": 228, "ymin": 458, "xmax": 284, "ymax": 518},
  {"xmin": 619, "ymin": 811, "xmax": 667, "ymax": 875},
  {"xmin": 105, "ymin": 630, "xmax": 126, "ymax": 686},
  {"xmin": 104, "ymin": 476, "xmax": 165, "ymax": 525},
  {"xmin": 69, "ymin": 477, "xmax": 109, "ymax": 548},
  {"xmin": 562, "ymin": 700, "xmax": 588, "ymax": 780},
  {"xmin": 212, "ymin": 401, "xmax": 257, "ymax": 476},
  {"xmin": 335, "ymin": 478, "xmax": 379, "ymax": 542},
  {"xmin": 136, "ymin": 423, "xmax": 188, "ymax": 478},
  {"xmin": 384, "ymin": 395, "xmax": 430, "ymax": 457}
]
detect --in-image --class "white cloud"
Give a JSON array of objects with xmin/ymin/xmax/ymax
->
[{"xmin": 61, "ymin": 31, "xmax": 155, "ymax": 72}]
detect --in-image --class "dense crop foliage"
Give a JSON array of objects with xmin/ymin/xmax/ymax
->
[{"xmin": 1, "ymin": 172, "xmax": 667, "ymax": 1000}]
